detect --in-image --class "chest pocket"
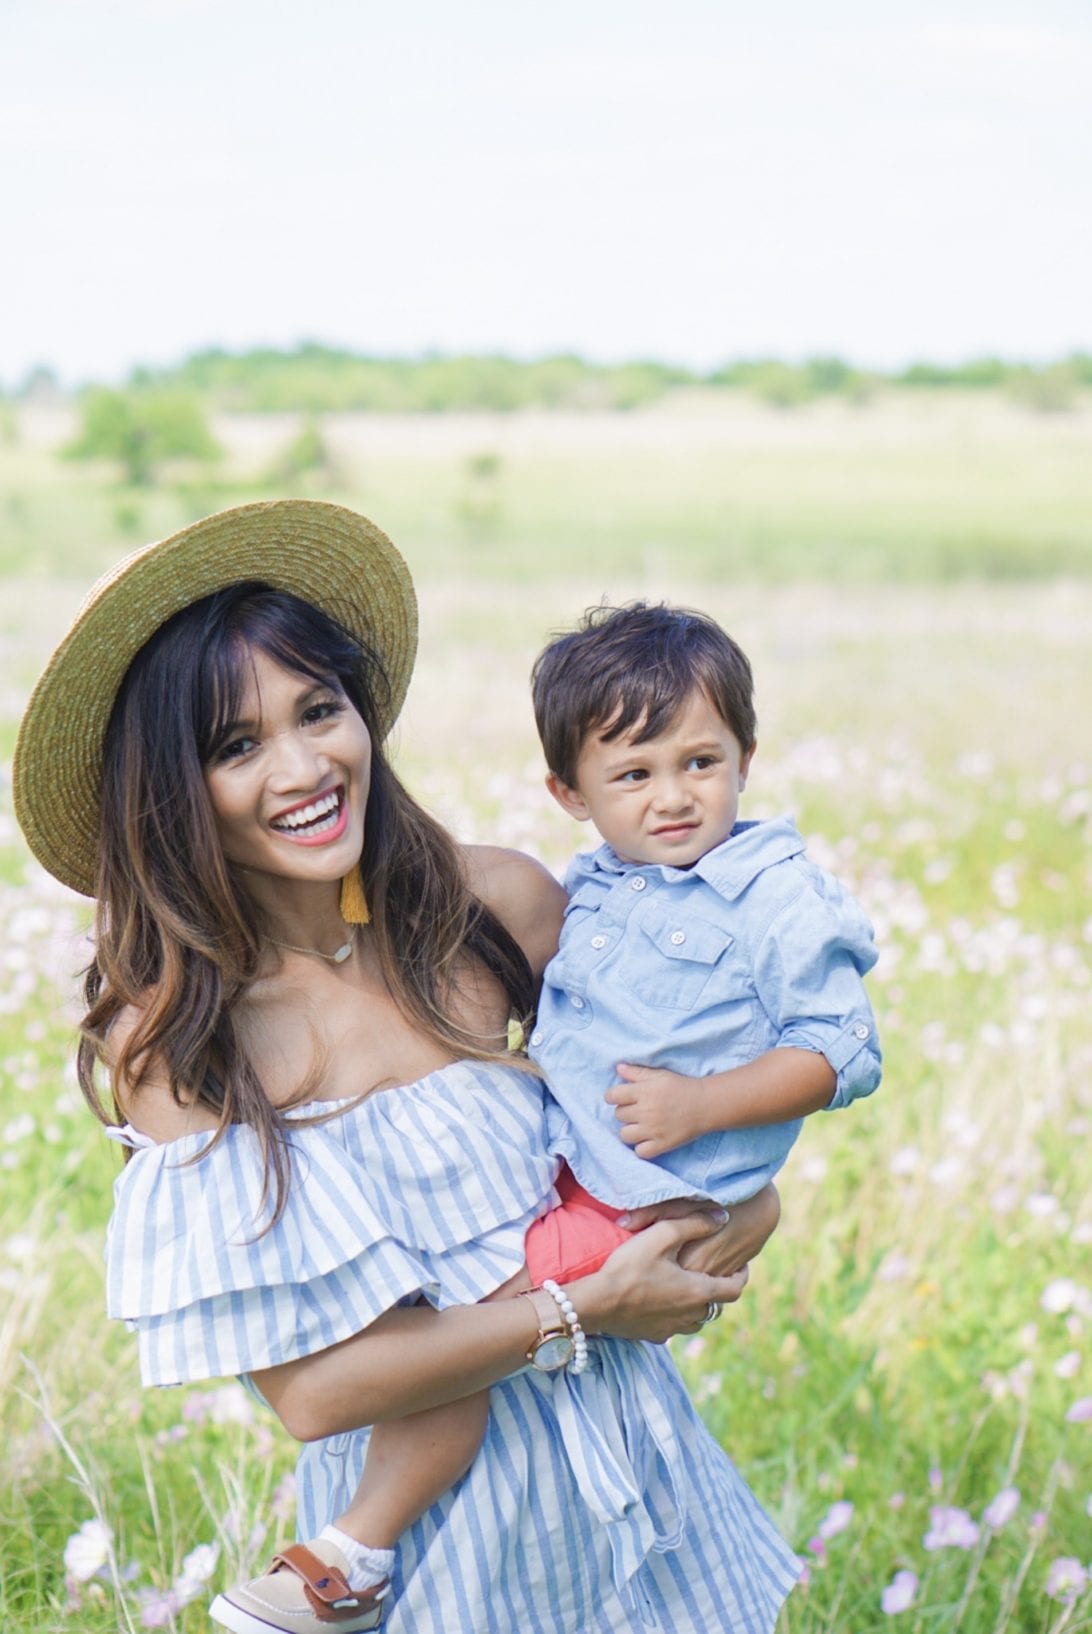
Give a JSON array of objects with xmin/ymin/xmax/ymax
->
[{"xmin": 623, "ymin": 908, "xmax": 736, "ymax": 1012}]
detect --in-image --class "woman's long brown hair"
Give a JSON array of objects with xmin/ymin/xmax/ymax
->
[{"xmin": 78, "ymin": 584, "xmax": 535, "ymax": 1223}]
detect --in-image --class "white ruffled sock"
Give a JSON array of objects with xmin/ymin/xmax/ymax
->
[{"xmin": 319, "ymin": 1524, "xmax": 394, "ymax": 1592}]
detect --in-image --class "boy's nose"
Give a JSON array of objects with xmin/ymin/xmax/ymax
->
[{"xmin": 652, "ymin": 776, "xmax": 692, "ymax": 812}]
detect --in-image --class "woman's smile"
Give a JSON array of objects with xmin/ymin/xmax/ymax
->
[
  {"xmin": 269, "ymin": 785, "xmax": 350, "ymax": 844},
  {"xmin": 204, "ymin": 646, "xmax": 371, "ymax": 889}
]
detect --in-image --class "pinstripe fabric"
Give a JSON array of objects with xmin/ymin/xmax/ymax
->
[{"xmin": 106, "ymin": 1062, "xmax": 801, "ymax": 1631}]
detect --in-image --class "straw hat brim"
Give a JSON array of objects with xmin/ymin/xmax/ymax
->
[{"xmin": 13, "ymin": 499, "xmax": 418, "ymax": 898}]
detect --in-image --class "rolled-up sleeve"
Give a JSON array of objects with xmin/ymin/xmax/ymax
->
[{"xmin": 751, "ymin": 867, "xmax": 882, "ymax": 1109}]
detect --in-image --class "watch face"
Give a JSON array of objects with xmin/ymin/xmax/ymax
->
[{"xmin": 531, "ymin": 1334, "xmax": 574, "ymax": 1373}]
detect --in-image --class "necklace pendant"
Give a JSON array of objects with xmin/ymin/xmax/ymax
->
[{"xmin": 332, "ymin": 941, "xmax": 353, "ymax": 963}]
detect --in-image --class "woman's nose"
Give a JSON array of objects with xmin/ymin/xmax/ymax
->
[{"xmin": 269, "ymin": 729, "xmax": 328, "ymax": 791}]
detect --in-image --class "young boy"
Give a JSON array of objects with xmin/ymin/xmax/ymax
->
[
  {"xmin": 213, "ymin": 600, "xmax": 878, "ymax": 1634},
  {"xmin": 523, "ymin": 599, "xmax": 881, "ymax": 1274}
]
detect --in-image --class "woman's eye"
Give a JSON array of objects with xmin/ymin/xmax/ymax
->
[
  {"xmin": 216, "ymin": 735, "xmax": 257, "ymax": 763},
  {"xmin": 303, "ymin": 698, "xmax": 344, "ymax": 726}
]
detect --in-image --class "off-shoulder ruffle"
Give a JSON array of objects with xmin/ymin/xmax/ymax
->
[{"xmin": 105, "ymin": 1061, "xmax": 558, "ymax": 1386}]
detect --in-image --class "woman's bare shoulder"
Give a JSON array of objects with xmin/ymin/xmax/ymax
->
[
  {"xmin": 461, "ymin": 844, "xmax": 566, "ymax": 978},
  {"xmin": 106, "ymin": 1003, "xmax": 220, "ymax": 1143}
]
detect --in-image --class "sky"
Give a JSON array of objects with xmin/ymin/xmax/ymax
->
[{"xmin": 5, "ymin": 0, "xmax": 1091, "ymax": 386}]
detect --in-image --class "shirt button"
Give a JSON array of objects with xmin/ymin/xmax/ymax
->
[
  {"xmin": 590, "ymin": 935, "xmax": 607, "ymax": 949},
  {"xmin": 570, "ymin": 996, "xmax": 585, "ymax": 1010},
  {"xmin": 530, "ymin": 1029, "xmax": 544, "ymax": 1047},
  {"xmin": 670, "ymin": 930, "xmax": 686, "ymax": 945},
  {"xmin": 630, "ymin": 876, "xmax": 647, "ymax": 891},
  {"xmin": 853, "ymin": 1023, "xmax": 870, "ymax": 1040}
]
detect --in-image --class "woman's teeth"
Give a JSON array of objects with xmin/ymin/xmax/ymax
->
[{"xmin": 272, "ymin": 792, "xmax": 341, "ymax": 833}]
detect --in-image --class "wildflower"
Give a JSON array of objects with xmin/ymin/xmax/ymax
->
[
  {"xmin": 63, "ymin": 1518, "xmax": 112, "ymax": 1582},
  {"xmin": 1065, "ymin": 1396, "xmax": 1092, "ymax": 1422},
  {"xmin": 271, "ymin": 1472, "xmax": 297, "ymax": 1522},
  {"xmin": 982, "ymin": 1487, "xmax": 1020, "ymax": 1530},
  {"xmin": 817, "ymin": 1501, "xmax": 853, "ymax": 1539},
  {"xmin": 928, "ymin": 1467, "xmax": 943, "ymax": 1493},
  {"xmin": 1054, "ymin": 1351, "xmax": 1081, "ymax": 1379},
  {"xmin": 682, "ymin": 1336, "xmax": 707, "ymax": 1360},
  {"xmin": 806, "ymin": 1537, "xmax": 828, "ymax": 1566},
  {"xmin": 136, "ymin": 1585, "xmax": 180, "ymax": 1628},
  {"xmin": 881, "ymin": 1570, "xmax": 918, "ymax": 1614},
  {"xmin": 1041, "ymin": 1279, "xmax": 1078, "ymax": 1314},
  {"xmin": 1044, "ymin": 1557, "xmax": 1088, "ymax": 1602},
  {"xmin": 923, "ymin": 1505, "xmax": 979, "ymax": 1550},
  {"xmin": 888, "ymin": 1493, "xmax": 905, "ymax": 1510},
  {"xmin": 174, "ymin": 1542, "xmax": 220, "ymax": 1605}
]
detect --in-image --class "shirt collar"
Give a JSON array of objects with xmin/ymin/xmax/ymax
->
[{"xmin": 573, "ymin": 816, "xmax": 805, "ymax": 899}]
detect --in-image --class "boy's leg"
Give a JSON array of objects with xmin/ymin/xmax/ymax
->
[{"xmin": 335, "ymin": 1388, "xmax": 492, "ymax": 1547}]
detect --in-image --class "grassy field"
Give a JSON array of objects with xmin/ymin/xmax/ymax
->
[{"xmin": 1, "ymin": 397, "xmax": 1089, "ymax": 1631}]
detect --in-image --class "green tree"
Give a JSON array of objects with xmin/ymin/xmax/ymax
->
[{"xmin": 65, "ymin": 387, "xmax": 221, "ymax": 485}]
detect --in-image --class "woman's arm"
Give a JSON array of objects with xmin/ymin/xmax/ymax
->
[
  {"xmin": 252, "ymin": 1210, "xmax": 745, "ymax": 1441},
  {"xmin": 462, "ymin": 844, "xmax": 567, "ymax": 982}
]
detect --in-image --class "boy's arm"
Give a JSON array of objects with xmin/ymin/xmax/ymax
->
[
  {"xmin": 607, "ymin": 868, "xmax": 881, "ymax": 1160},
  {"xmin": 605, "ymin": 1049, "xmax": 834, "ymax": 1159}
]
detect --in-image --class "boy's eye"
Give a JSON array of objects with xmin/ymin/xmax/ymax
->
[
  {"xmin": 617, "ymin": 768, "xmax": 649, "ymax": 783},
  {"xmin": 688, "ymin": 755, "xmax": 717, "ymax": 771}
]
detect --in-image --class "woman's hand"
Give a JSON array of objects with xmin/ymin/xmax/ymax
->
[
  {"xmin": 617, "ymin": 1183, "xmax": 781, "ymax": 1278},
  {"xmin": 572, "ymin": 1211, "xmax": 750, "ymax": 1345}
]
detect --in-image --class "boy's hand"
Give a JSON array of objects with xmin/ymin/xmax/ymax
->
[{"xmin": 605, "ymin": 1063, "xmax": 709, "ymax": 1158}]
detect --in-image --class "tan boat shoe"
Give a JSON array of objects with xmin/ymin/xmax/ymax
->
[{"xmin": 209, "ymin": 1539, "xmax": 387, "ymax": 1633}]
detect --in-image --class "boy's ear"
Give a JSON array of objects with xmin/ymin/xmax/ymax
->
[
  {"xmin": 545, "ymin": 771, "xmax": 592, "ymax": 822},
  {"xmin": 739, "ymin": 741, "xmax": 757, "ymax": 789}
]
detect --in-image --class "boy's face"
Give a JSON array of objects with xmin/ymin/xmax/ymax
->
[{"xmin": 547, "ymin": 687, "xmax": 755, "ymax": 869}]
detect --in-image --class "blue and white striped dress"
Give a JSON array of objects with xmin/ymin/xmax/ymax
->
[{"xmin": 105, "ymin": 1062, "xmax": 801, "ymax": 1632}]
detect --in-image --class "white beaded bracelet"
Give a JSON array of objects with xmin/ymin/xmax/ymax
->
[{"xmin": 541, "ymin": 1278, "xmax": 589, "ymax": 1374}]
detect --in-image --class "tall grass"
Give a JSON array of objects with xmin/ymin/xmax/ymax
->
[{"xmin": 0, "ymin": 408, "xmax": 1088, "ymax": 1629}]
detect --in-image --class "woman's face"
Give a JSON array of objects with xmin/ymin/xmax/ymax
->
[{"xmin": 203, "ymin": 645, "xmax": 371, "ymax": 891}]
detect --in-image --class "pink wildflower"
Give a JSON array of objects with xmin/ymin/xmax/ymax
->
[
  {"xmin": 806, "ymin": 1537, "xmax": 828, "ymax": 1566},
  {"xmin": 136, "ymin": 1586, "xmax": 181, "ymax": 1628},
  {"xmin": 982, "ymin": 1487, "xmax": 1020, "ymax": 1530},
  {"xmin": 928, "ymin": 1466, "xmax": 943, "ymax": 1492},
  {"xmin": 923, "ymin": 1505, "xmax": 979, "ymax": 1550},
  {"xmin": 1065, "ymin": 1395, "xmax": 1092, "ymax": 1423},
  {"xmin": 1044, "ymin": 1557, "xmax": 1088, "ymax": 1602},
  {"xmin": 881, "ymin": 1570, "xmax": 918, "ymax": 1614},
  {"xmin": 817, "ymin": 1500, "xmax": 854, "ymax": 1540}
]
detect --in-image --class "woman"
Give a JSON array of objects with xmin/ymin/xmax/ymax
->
[{"xmin": 14, "ymin": 500, "xmax": 800, "ymax": 1633}]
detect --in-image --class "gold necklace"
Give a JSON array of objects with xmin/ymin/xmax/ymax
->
[{"xmin": 270, "ymin": 929, "xmax": 356, "ymax": 965}]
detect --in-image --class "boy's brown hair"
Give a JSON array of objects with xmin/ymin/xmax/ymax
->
[{"xmin": 531, "ymin": 601, "xmax": 756, "ymax": 789}]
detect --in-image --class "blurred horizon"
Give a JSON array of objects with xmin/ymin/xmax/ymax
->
[{"xmin": 6, "ymin": 0, "xmax": 1091, "ymax": 385}]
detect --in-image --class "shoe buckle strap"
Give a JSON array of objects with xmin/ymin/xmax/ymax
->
[{"xmin": 270, "ymin": 1545, "xmax": 385, "ymax": 1622}]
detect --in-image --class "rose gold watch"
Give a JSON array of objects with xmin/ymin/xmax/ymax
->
[{"xmin": 521, "ymin": 1289, "xmax": 575, "ymax": 1374}]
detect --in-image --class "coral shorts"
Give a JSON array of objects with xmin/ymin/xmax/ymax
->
[{"xmin": 524, "ymin": 1163, "xmax": 632, "ymax": 1284}]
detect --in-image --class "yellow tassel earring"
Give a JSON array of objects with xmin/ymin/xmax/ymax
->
[{"xmin": 339, "ymin": 869, "xmax": 370, "ymax": 925}]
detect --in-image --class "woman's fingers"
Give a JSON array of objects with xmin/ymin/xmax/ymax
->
[
  {"xmin": 677, "ymin": 1183, "xmax": 780, "ymax": 1275},
  {"xmin": 617, "ymin": 1198, "xmax": 726, "ymax": 1231}
]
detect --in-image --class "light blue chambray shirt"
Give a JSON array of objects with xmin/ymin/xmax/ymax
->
[{"xmin": 531, "ymin": 815, "xmax": 881, "ymax": 1208}]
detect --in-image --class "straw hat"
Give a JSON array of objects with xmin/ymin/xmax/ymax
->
[{"xmin": 13, "ymin": 498, "xmax": 418, "ymax": 897}]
